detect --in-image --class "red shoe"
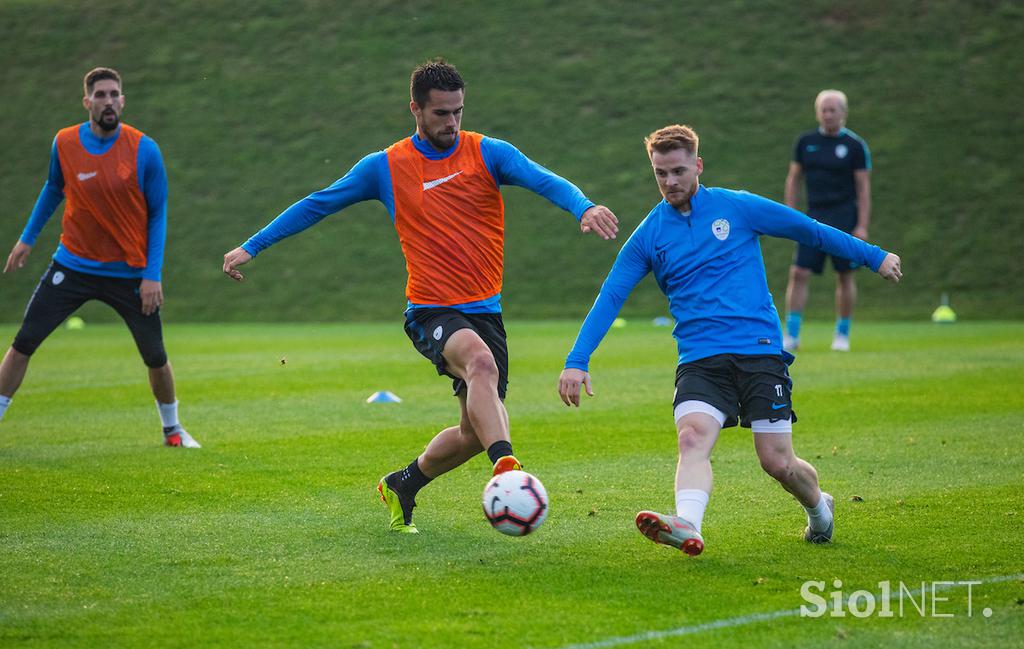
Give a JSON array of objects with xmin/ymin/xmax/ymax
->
[
  {"xmin": 635, "ymin": 510, "xmax": 704, "ymax": 556},
  {"xmin": 163, "ymin": 427, "xmax": 201, "ymax": 448},
  {"xmin": 492, "ymin": 455, "xmax": 522, "ymax": 476}
]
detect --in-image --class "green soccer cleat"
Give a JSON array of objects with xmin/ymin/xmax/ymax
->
[
  {"xmin": 635, "ymin": 510, "xmax": 705, "ymax": 556},
  {"xmin": 377, "ymin": 473, "xmax": 418, "ymax": 534},
  {"xmin": 804, "ymin": 492, "xmax": 835, "ymax": 544}
]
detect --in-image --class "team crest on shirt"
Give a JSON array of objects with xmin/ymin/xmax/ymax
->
[
  {"xmin": 117, "ymin": 160, "xmax": 133, "ymax": 180},
  {"xmin": 835, "ymin": 144, "xmax": 849, "ymax": 159},
  {"xmin": 711, "ymin": 219, "xmax": 730, "ymax": 241}
]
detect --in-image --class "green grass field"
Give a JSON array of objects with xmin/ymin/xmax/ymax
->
[{"xmin": 1, "ymin": 321, "xmax": 1022, "ymax": 647}]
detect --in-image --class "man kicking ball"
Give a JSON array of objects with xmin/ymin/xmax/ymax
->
[{"xmin": 557, "ymin": 124, "xmax": 902, "ymax": 555}]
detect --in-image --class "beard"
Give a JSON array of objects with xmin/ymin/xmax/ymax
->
[
  {"xmin": 425, "ymin": 128, "xmax": 457, "ymax": 150},
  {"xmin": 94, "ymin": 110, "xmax": 120, "ymax": 133},
  {"xmin": 663, "ymin": 180, "xmax": 697, "ymax": 208}
]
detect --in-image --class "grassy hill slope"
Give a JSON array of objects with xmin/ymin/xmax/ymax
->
[{"xmin": 1, "ymin": 0, "xmax": 1021, "ymax": 323}]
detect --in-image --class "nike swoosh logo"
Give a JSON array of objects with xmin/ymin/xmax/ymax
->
[
  {"xmin": 422, "ymin": 171, "xmax": 462, "ymax": 191},
  {"xmin": 77, "ymin": 172, "xmax": 98, "ymax": 181},
  {"xmin": 771, "ymin": 402, "xmax": 788, "ymax": 410}
]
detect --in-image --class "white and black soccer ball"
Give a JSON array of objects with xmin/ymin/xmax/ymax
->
[{"xmin": 482, "ymin": 470, "xmax": 548, "ymax": 536}]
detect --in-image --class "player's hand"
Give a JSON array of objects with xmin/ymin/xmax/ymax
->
[
  {"xmin": 852, "ymin": 225, "xmax": 869, "ymax": 240},
  {"xmin": 558, "ymin": 368, "xmax": 594, "ymax": 407},
  {"xmin": 140, "ymin": 279, "xmax": 163, "ymax": 315},
  {"xmin": 3, "ymin": 241, "xmax": 32, "ymax": 274},
  {"xmin": 878, "ymin": 253, "xmax": 902, "ymax": 283},
  {"xmin": 580, "ymin": 205, "xmax": 619, "ymax": 240},
  {"xmin": 223, "ymin": 247, "xmax": 253, "ymax": 282}
]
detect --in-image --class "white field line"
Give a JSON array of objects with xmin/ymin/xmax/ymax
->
[{"xmin": 551, "ymin": 573, "xmax": 1024, "ymax": 649}]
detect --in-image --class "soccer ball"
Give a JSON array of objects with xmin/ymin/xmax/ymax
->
[{"xmin": 482, "ymin": 470, "xmax": 548, "ymax": 536}]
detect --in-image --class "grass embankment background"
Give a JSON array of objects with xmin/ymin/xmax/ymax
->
[{"xmin": 1, "ymin": 0, "xmax": 1021, "ymax": 323}]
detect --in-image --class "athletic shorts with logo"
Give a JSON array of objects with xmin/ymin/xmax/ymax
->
[
  {"xmin": 794, "ymin": 202, "xmax": 861, "ymax": 274},
  {"xmin": 673, "ymin": 353, "xmax": 797, "ymax": 427},
  {"xmin": 403, "ymin": 307, "xmax": 509, "ymax": 399},
  {"xmin": 12, "ymin": 261, "xmax": 167, "ymax": 368}
]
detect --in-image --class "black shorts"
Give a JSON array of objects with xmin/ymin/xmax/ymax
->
[
  {"xmin": 403, "ymin": 307, "xmax": 509, "ymax": 399},
  {"xmin": 794, "ymin": 202, "xmax": 861, "ymax": 274},
  {"xmin": 673, "ymin": 354, "xmax": 797, "ymax": 428},
  {"xmin": 12, "ymin": 262, "xmax": 168, "ymax": 368}
]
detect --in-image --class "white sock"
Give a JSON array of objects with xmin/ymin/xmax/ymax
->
[
  {"xmin": 675, "ymin": 489, "xmax": 710, "ymax": 533},
  {"xmin": 805, "ymin": 492, "xmax": 833, "ymax": 532},
  {"xmin": 0, "ymin": 395, "xmax": 11, "ymax": 422},
  {"xmin": 157, "ymin": 400, "xmax": 180, "ymax": 430}
]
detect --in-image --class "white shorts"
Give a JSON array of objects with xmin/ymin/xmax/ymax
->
[{"xmin": 675, "ymin": 399, "xmax": 792, "ymax": 433}]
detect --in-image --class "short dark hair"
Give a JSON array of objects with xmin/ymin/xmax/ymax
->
[
  {"xmin": 410, "ymin": 58, "xmax": 464, "ymax": 107},
  {"xmin": 644, "ymin": 124, "xmax": 699, "ymax": 157},
  {"xmin": 84, "ymin": 67, "xmax": 121, "ymax": 96}
]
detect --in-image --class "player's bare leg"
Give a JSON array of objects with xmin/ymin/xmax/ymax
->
[
  {"xmin": 441, "ymin": 329, "xmax": 517, "ymax": 474},
  {"xmin": 835, "ymin": 271, "xmax": 856, "ymax": 321},
  {"xmin": 832, "ymin": 270, "xmax": 856, "ymax": 351},
  {"xmin": 441, "ymin": 329, "xmax": 508, "ymax": 448},
  {"xmin": 675, "ymin": 412, "xmax": 720, "ymax": 494},
  {"xmin": 0, "ymin": 348, "xmax": 30, "ymax": 422},
  {"xmin": 418, "ymin": 394, "xmax": 483, "ymax": 477},
  {"xmin": 753, "ymin": 432, "xmax": 833, "ymax": 542},
  {"xmin": 148, "ymin": 361, "xmax": 176, "ymax": 403},
  {"xmin": 148, "ymin": 361, "xmax": 198, "ymax": 448},
  {"xmin": 754, "ymin": 432, "xmax": 820, "ymax": 503},
  {"xmin": 379, "ymin": 329, "xmax": 514, "ymax": 532},
  {"xmin": 785, "ymin": 265, "xmax": 811, "ymax": 351},
  {"xmin": 0, "ymin": 347, "xmax": 30, "ymax": 399},
  {"xmin": 636, "ymin": 411, "xmax": 719, "ymax": 555}
]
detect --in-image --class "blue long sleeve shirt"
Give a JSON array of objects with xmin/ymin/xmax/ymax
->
[
  {"xmin": 565, "ymin": 185, "xmax": 889, "ymax": 370},
  {"xmin": 241, "ymin": 133, "xmax": 595, "ymax": 313},
  {"xmin": 20, "ymin": 123, "xmax": 168, "ymax": 281}
]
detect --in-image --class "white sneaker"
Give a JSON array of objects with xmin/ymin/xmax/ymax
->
[
  {"xmin": 164, "ymin": 427, "xmax": 201, "ymax": 448},
  {"xmin": 830, "ymin": 334, "xmax": 850, "ymax": 352},
  {"xmin": 783, "ymin": 335, "xmax": 800, "ymax": 352}
]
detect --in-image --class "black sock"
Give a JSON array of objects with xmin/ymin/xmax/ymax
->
[
  {"xmin": 396, "ymin": 459, "xmax": 431, "ymax": 497},
  {"xmin": 486, "ymin": 440, "xmax": 514, "ymax": 465}
]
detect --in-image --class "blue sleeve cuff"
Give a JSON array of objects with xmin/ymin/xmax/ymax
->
[
  {"xmin": 573, "ymin": 200, "xmax": 596, "ymax": 222},
  {"xmin": 868, "ymin": 247, "xmax": 888, "ymax": 272},
  {"xmin": 564, "ymin": 359, "xmax": 589, "ymax": 372}
]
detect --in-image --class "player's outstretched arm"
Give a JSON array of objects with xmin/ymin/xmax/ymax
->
[
  {"xmin": 877, "ymin": 252, "xmax": 902, "ymax": 283},
  {"xmin": 558, "ymin": 368, "xmax": 594, "ymax": 408},
  {"xmin": 3, "ymin": 241, "xmax": 31, "ymax": 274},
  {"xmin": 222, "ymin": 247, "xmax": 253, "ymax": 282},
  {"xmin": 580, "ymin": 205, "xmax": 619, "ymax": 240}
]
